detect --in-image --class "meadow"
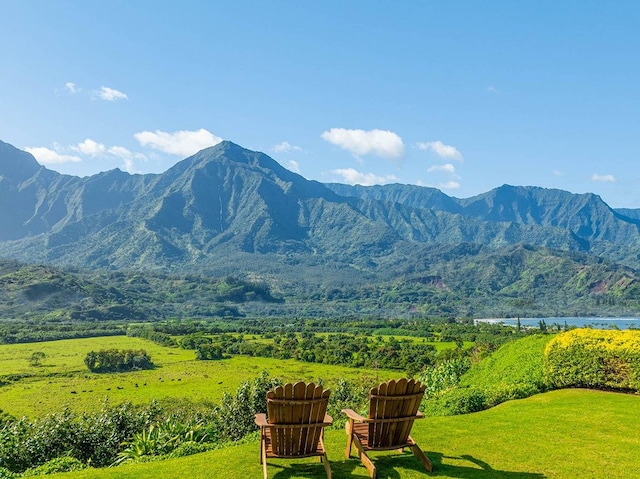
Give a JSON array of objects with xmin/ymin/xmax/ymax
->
[{"xmin": 0, "ymin": 335, "xmax": 398, "ymax": 418}]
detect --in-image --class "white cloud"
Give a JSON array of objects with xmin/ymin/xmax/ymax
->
[
  {"xmin": 321, "ymin": 128, "xmax": 404, "ymax": 160},
  {"xmin": 427, "ymin": 163, "xmax": 456, "ymax": 174},
  {"xmin": 437, "ymin": 181, "xmax": 461, "ymax": 190},
  {"xmin": 417, "ymin": 141, "xmax": 463, "ymax": 161},
  {"xmin": 592, "ymin": 174, "xmax": 616, "ymax": 183},
  {"xmin": 107, "ymin": 146, "xmax": 148, "ymax": 174},
  {"xmin": 97, "ymin": 86, "xmax": 128, "ymax": 101},
  {"xmin": 287, "ymin": 160, "xmax": 301, "ymax": 173},
  {"xmin": 108, "ymin": 146, "xmax": 133, "ymax": 159},
  {"xmin": 71, "ymin": 138, "xmax": 106, "ymax": 156},
  {"xmin": 273, "ymin": 141, "xmax": 303, "ymax": 153},
  {"xmin": 65, "ymin": 82, "xmax": 80, "ymax": 94},
  {"xmin": 25, "ymin": 146, "xmax": 82, "ymax": 165},
  {"xmin": 332, "ymin": 168, "xmax": 399, "ymax": 186},
  {"xmin": 487, "ymin": 86, "xmax": 498, "ymax": 93},
  {"xmin": 134, "ymin": 128, "xmax": 223, "ymax": 156}
]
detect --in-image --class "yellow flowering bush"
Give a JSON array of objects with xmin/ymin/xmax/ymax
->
[{"xmin": 543, "ymin": 329, "xmax": 640, "ymax": 391}]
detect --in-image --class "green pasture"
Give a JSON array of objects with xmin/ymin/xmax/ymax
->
[
  {"xmin": 49, "ymin": 388, "xmax": 640, "ymax": 479},
  {"xmin": 0, "ymin": 337, "xmax": 396, "ymax": 418}
]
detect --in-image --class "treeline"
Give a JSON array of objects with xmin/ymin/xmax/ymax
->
[
  {"xmin": 181, "ymin": 332, "xmax": 440, "ymax": 375},
  {"xmin": 0, "ymin": 321, "xmax": 125, "ymax": 344}
]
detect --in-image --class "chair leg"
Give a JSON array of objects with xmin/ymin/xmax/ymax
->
[
  {"xmin": 259, "ymin": 437, "xmax": 264, "ymax": 464},
  {"xmin": 344, "ymin": 420, "xmax": 354, "ymax": 458},
  {"xmin": 409, "ymin": 444, "xmax": 433, "ymax": 472},
  {"xmin": 360, "ymin": 451, "xmax": 376, "ymax": 479},
  {"xmin": 261, "ymin": 441, "xmax": 269, "ymax": 479},
  {"xmin": 321, "ymin": 452, "xmax": 332, "ymax": 479},
  {"xmin": 352, "ymin": 437, "xmax": 376, "ymax": 478}
]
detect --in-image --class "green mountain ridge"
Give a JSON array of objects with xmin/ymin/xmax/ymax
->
[{"xmin": 1, "ymin": 138, "xmax": 640, "ymax": 318}]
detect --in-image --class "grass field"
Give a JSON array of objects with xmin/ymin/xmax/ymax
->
[
  {"xmin": 0, "ymin": 336, "xmax": 397, "ymax": 418},
  {"xmin": 47, "ymin": 388, "xmax": 640, "ymax": 479}
]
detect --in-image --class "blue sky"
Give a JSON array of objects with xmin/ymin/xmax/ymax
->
[{"xmin": 1, "ymin": 1, "xmax": 639, "ymax": 207}]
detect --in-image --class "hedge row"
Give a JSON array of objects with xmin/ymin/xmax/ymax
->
[{"xmin": 543, "ymin": 329, "xmax": 640, "ymax": 391}]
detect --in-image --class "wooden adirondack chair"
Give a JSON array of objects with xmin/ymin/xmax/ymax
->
[
  {"xmin": 342, "ymin": 378, "xmax": 432, "ymax": 478},
  {"xmin": 254, "ymin": 382, "xmax": 333, "ymax": 479}
]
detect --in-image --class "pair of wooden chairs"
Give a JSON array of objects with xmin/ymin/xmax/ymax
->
[{"xmin": 254, "ymin": 378, "xmax": 432, "ymax": 479}]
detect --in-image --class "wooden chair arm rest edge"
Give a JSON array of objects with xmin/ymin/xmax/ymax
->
[
  {"xmin": 341, "ymin": 408, "xmax": 368, "ymax": 422},
  {"xmin": 254, "ymin": 413, "xmax": 268, "ymax": 427}
]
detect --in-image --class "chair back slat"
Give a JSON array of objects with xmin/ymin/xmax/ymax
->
[
  {"xmin": 266, "ymin": 381, "xmax": 330, "ymax": 457},
  {"xmin": 368, "ymin": 378, "xmax": 425, "ymax": 448}
]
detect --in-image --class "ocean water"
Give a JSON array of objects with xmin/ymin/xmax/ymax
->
[{"xmin": 475, "ymin": 317, "xmax": 640, "ymax": 330}]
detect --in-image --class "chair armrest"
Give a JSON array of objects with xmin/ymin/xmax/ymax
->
[
  {"xmin": 341, "ymin": 409, "xmax": 368, "ymax": 422},
  {"xmin": 415, "ymin": 411, "xmax": 425, "ymax": 419},
  {"xmin": 324, "ymin": 414, "xmax": 333, "ymax": 426},
  {"xmin": 254, "ymin": 413, "xmax": 268, "ymax": 427}
]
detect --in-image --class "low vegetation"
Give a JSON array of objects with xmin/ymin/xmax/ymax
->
[{"xmin": 1, "ymin": 324, "xmax": 640, "ymax": 477}]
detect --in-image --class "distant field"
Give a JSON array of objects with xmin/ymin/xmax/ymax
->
[{"xmin": 0, "ymin": 336, "xmax": 396, "ymax": 418}]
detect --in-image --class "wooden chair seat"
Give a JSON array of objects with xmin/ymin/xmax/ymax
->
[{"xmin": 351, "ymin": 422, "xmax": 419, "ymax": 451}]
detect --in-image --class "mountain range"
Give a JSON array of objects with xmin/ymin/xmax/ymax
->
[{"xmin": 1, "ymin": 138, "xmax": 639, "ymax": 317}]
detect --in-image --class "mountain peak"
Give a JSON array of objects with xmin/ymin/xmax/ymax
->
[{"xmin": 0, "ymin": 139, "xmax": 43, "ymax": 182}]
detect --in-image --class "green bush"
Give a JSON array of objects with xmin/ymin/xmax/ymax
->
[
  {"xmin": 165, "ymin": 441, "xmax": 213, "ymax": 458},
  {"xmin": 418, "ymin": 357, "xmax": 471, "ymax": 398},
  {"xmin": 0, "ymin": 402, "xmax": 160, "ymax": 473},
  {"xmin": 115, "ymin": 417, "xmax": 210, "ymax": 464},
  {"xmin": 483, "ymin": 382, "xmax": 542, "ymax": 408},
  {"xmin": 212, "ymin": 372, "xmax": 280, "ymax": 441},
  {"xmin": 22, "ymin": 456, "xmax": 86, "ymax": 476},
  {"xmin": 544, "ymin": 329, "xmax": 640, "ymax": 391},
  {"xmin": 439, "ymin": 387, "xmax": 487, "ymax": 415},
  {"xmin": 195, "ymin": 343, "xmax": 225, "ymax": 360},
  {"xmin": 0, "ymin": 467, "xmax": 15, "ymax": 479}
]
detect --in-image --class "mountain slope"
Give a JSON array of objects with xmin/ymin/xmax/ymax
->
[{"xmin": 2, "ymin": 139, "xmax": 640, "ymax": 288}]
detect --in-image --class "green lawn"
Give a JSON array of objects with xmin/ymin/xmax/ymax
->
[{"xmin": 49, "ymin": 388, "xmax": 640, "ymax": 479}]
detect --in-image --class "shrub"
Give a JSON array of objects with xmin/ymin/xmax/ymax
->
[
  {"xmin": 544, "ymin": 329, "xmax": 640, "ymax": 391},
  {"xmin": 483, "ymin": 382, "xmax": 542, "ymax": 408},
  {"xmin": 326, "ymin": 377, "xmax": 371, "ymax": 425},
  {"xmin": 0, "ymin": 467, "xmax": 15, "ymax": 479},
  {"xmin": 436, "ymin": 387, "xmax": 487, "ymax": 416},
  {"xmin": 0, "ymin": 401, "xmax": 161, "ymax": 473},
  {"xmin": 212, "ymin": 372, "xmax": 280, "ymax": 441},
  {"xmin": 21, "ymin": 456, "xmax": 86, "ymax": 476},
  {"xmin": 115, "ymin": 417, "xmax": 210, "ymax": 464},
  {"xmin": 195, "ymin": 343, "xmax": 224, "ymax": 360},
  {"xmin": 418, "ymin": 357, "xmax": 471, "ymax": 398}
]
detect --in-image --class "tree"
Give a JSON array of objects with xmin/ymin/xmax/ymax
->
[{"xmin": 29, "ymin": 351, "xmax": 46, "ymax": 367}]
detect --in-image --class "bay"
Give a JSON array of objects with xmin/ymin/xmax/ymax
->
[{"xmin": 475, "ymin": 317, "xmax": 640, "ymax": 330}]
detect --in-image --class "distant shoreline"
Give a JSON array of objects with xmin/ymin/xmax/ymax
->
[{"xmin": 475, "ymin": 317, "xmax": 640, "ymax": 329}]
